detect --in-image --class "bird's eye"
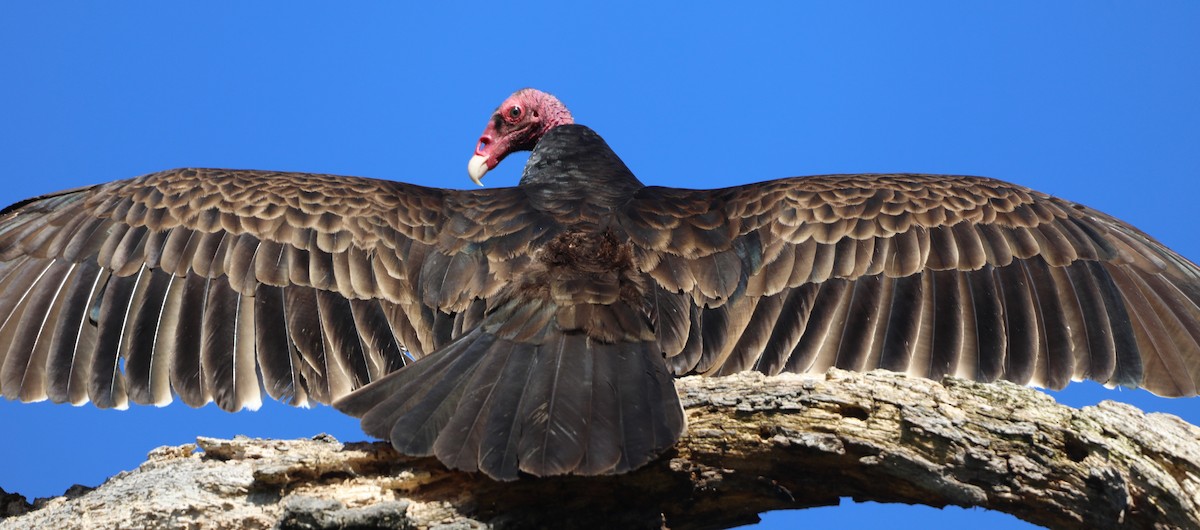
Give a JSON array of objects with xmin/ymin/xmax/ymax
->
[{"xmin": 508, "ymin": 106, "xmax": 522, "ymax": 119}]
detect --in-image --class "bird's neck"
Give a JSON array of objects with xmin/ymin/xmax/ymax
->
[{"xmin": 519, "ymin": 125, "xmax": 644, "ymax": 205}]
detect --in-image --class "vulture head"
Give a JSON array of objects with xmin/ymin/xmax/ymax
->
[{"xmin": 467, "ymin": 88, "xmax": 574, "ymax": 185}]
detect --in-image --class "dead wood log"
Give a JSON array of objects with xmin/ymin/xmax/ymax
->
[{"xmin": 3, "ymin": 369, "xmax": 1198, "ymax": 530}]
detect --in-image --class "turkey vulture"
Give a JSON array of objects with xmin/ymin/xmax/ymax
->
[{"xmin": 1, "ymin": 88, "xmax": 1198, "ymax": 480}]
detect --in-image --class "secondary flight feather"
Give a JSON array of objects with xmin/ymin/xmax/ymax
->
[{"xmin": 1, "ymin": 88, "xmax": 1198, "ymax": 479}]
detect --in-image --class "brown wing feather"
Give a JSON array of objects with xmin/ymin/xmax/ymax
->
[
  {"xmin": 7, "ymin": 152, "xmax": 1200, "ymax": 481},
  {"xmin": 0, "ymin": 168, "xmax": 542, "ymax": 408},
  {"xmin": 626, "ymin": 173, "xmax": 1200, "ymax": 397}
]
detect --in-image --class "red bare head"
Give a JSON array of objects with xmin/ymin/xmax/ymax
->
[{"xmin": 467, "ymin": 88, "xmax": 574, "ymax": 185}]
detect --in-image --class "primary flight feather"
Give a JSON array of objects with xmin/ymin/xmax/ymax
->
[{"xmin": 1, "ymin": 88, "xmax": 1199, "ymax": 479}]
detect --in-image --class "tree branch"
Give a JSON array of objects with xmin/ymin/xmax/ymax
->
[{"xmin": 4, "ymin": 370, "xmax": 1199, "ymax": 529}]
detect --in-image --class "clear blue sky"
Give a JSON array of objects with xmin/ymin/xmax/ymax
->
[{"xmin": 1, "ymin": 3, "xmax": 1198, "ymax": 528}]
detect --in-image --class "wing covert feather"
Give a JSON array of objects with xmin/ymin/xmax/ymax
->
[
  {"xmin": 631, "ymin": 174, "xmax": 1200, "ymax": 397},
  {"xmin": 0, "ymin": 168, "xmax": 540, "ymax": 408}
]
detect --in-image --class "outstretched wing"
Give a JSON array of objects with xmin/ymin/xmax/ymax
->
[
  {"xmin": 0, "ymin": 168, "xmax": 543, "ymax": 411},
  {"xmin": 623, "ymin": 173, "xmax": 1200, "ymax": 397}
]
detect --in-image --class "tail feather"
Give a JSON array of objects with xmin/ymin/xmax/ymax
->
[
  {"xmin": 353, "ymin": 329, "xmax": 493, "ymax": 454},
  {"xmin": 431, "ymin": 340, "xmax": 520, "ymax": 474},
  {"xmin": 386, "ymin": 332, "xmax": 499, "ymax": 455},
  {"xmin": 577, "ymin": 341, "xmax": 622, "ymax": 475},
  {"xmin": 614, "ymin": 340, "xmax": 685, "ymax": 474},
  {"xmin": 473, "ymin": 341, "xmax": 540, "ymax": 478},
  {"xmin": 334, "ymin": 320, "xmax": 684, "ymax": 480},
  {"xmin": 516, "ymin": 333, "xmax": 591, "ymax": 476}
]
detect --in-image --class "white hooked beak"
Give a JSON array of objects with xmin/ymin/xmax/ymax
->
[{"xmin": 467, "ymin": 154, "xmax": 489, "ymax": 186}]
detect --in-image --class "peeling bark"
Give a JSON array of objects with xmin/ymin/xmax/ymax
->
[{"xmin": 3, "ymin": 370, "xmax": 1198, "ymax": 530}]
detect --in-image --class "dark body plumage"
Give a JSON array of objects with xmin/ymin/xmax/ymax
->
[{"xmin": 2, "ymin": 123, "xmax": 1200, "ymax": 479}]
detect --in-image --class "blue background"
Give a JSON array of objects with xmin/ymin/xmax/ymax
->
[{"xmin": 1, "ymin": 3, "xmax": 1198, "ymax": 528}]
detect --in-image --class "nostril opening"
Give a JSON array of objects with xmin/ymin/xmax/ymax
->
[{"xmin": 477, "ymin": 139, "xmax": 489, "ymax": 152}]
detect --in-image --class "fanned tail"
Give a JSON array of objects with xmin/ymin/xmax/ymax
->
[{"xmin": 333, "ymin": 303, "xmax": 684, "ymax": 480}]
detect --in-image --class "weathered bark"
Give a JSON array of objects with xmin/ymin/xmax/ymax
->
[{"xmin": 3, "ymin": 369, "xmax": 1198, "ymax": 530}]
